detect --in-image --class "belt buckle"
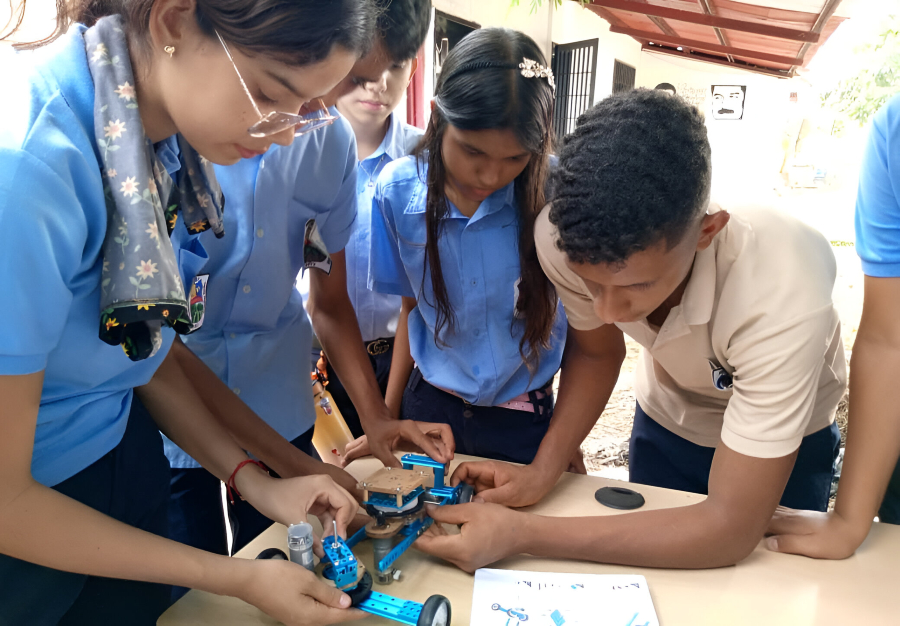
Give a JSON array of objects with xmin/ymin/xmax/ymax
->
[{"xmin": 366, "ymin": 338, "xmax": 390, "ymax": 356}]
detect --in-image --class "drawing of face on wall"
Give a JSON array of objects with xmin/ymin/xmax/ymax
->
[{"xmin": 711, "ymin": 85, "xmax": 746, "ymax": 120}]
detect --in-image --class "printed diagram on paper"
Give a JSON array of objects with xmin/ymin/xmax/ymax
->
[{"xmin": 470, "ymin": 569, "xmax": 659, "ymax": 626}]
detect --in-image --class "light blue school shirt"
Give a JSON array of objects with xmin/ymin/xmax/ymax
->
[
  {"xmin": 856, "ymin": 94, "xmax": 900, "ymax": 277},
  {"xmin": 344, "ymin": 111, "xmax": 422, "ymax": 341},
  {"xmin": 164, "ymin": 114, "xmax": 359, "ymax": 468},
  {"xmin": 368, "ymin": 156, "xmax": 567, "ymax": 406},
  {"xmin": 0, "ymin": 26, "xmax": 208, "ymax": 487}
]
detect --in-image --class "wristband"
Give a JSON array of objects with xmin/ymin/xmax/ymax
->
[{"xmin": 226, "ymin": 459, "xmax": 269, "ymax": 505}]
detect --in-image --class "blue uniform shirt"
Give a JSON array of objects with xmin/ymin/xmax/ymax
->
[
  {"xmin": 368, "ymin": 156, "xmax": 567, "ymax": 406},
  {"xmin": 856, "ymin": 94, "xmax": 900, "ymax": 277},
  {"xmin": 164, "ymin": 114, "xmax": 359, "ymax": 468},
  {"xmin": 344, "ymin": 112, "xmax": 422, "ymax": 341},
  {"xmin": 0, "ymin": 27, "xmax": 207, "ymax": 487}
]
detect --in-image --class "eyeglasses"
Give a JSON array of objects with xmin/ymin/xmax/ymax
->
[{"xmin": 215, "ymin": 30, "xmax": 337, "ymax": 138}]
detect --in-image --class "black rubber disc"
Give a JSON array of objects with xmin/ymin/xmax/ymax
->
[
  {"xmin": 347, "ymin": 570, "xmax": 373, "ymax": 607},
  {"xmin": 255, "ymin": 547, "xmax": 289, "ymax": 560},
  {"xmin": 594, "ymin": 486, "xmax": 645, "ymax": 510}
]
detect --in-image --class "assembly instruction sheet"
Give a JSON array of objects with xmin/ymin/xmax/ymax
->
[{"xmin": 470, "ymin": 568, "xmax": 659, "ymax": 626}]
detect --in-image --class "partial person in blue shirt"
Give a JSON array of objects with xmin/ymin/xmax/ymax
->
[
  {"xmin": 0, "ymin": 2, "xmax": 372, "ymax": 625},
  {"xmin": 346, "ymin": 28, "xmax": 577, "ymax": 473},
  {"xmin": 768, "ymin": 93, "xmax": 900, "ymax": 559},
  {"xmin": 157, "ymin": 0, "xmax": 446, "ymax": 565},
  {"xmin": 318, "ymin": 24, "xmax": 425, "ymax": 438}
]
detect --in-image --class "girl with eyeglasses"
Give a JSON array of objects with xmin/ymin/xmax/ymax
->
[
  {"xmin": 0, "ymin": 0, "xmax": 375, "ymax": 623},
  {"xmin": 346, "ymin": 28, "xmax": 590, "ymax": 507}
]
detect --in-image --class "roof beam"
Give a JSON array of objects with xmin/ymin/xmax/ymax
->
[
  {"xmin": 611, "ymin": 25, "xmax": 803, "ymax": 66},
  {"xmin": 792, "ymin": 0, "xmax": 843, "ymax": 71},
  {"xmin": 640, "ymin": 44, "xmax": 792, "ymax": 78},
  {"xmin": 696, "ymin": 0, "xmax": 733, "ymax": 62},
  {"xmin": 586, "ymin": 0, "xmax": 820, "ymax": 43}
]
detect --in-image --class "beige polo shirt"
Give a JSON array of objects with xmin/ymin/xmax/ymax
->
[{"xmin": 536, "ymin": 206, "xmax": 846, "ymax": 459}]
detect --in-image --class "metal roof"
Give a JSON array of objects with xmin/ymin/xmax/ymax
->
[{"xmin": 582, "ymin": 0, "xmax": 855, "ymax": 77}]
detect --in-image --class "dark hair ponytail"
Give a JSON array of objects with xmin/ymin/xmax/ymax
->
[
  {"xmin": 6, "ymin": 0, "xmax": 376, "ymax": 65},
  {"xmin": 413, "ymin": 27, "xmax": 557, "ymax": 370}
]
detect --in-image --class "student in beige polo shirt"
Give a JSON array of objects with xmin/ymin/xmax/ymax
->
[{"xmin": 416, "ymin": 89, "xmax": 846, "ymax": 570}]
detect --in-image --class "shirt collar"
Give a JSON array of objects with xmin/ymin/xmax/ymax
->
[
  {"xmin": 680, "ymin": 237, "xmax": 717, "ymax": 326},
  {"xmin": 447, "ymin": 181, "xmax": 517, "ymax": 224},
  {"xmin": 154, "ymin": 135, "xmax": 182, "ymax": 178},
  {"xmin": 362, "ymin": 111, "xmax": 405, "ymax": 165}
]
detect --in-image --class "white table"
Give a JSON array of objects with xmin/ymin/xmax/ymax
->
[{"xmin": 159, "ymin": 455, "xmax": 900, "ymax": 625}]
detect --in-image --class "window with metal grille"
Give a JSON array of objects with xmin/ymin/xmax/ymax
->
[
  {"xmin": 612, "ymin": 60, "xmax": 636, "ymax": 94},
  {"xmin": 551, "ymin": 39, "xmax": 599, "ymax": 141}
]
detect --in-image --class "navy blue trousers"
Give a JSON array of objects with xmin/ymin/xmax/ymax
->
[
  {"xmin": 400, "ymin": 368, "xmax": 554, "ymax": 465},
  {"xmin": 879, "ymin": 458, "xmax": 900, "ymax": 524},
  {"xmin": 629, "ymin": 403, "xmax": 840, "ymax": 511},
  {"xmin": 0, "ymin": 399, "xmax": 171, "ymax": 626}
]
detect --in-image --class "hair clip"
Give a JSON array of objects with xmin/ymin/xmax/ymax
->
[{"xmin": 519, "ymin": 58, "xmax": 555, "ymax": 90}]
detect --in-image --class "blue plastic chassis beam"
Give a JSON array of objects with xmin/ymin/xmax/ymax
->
[
  {"xmin": 358, "ymin": 591, "xmax": 423, "ymax": 625},
  {"xmin": 377, "ymin": 517, "xmax": 433, "ymax": 573}
]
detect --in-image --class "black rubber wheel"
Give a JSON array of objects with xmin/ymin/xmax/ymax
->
[
  {"xmin": 417, "ymin": 595, "xmax": 451, "ymax": 626},
  {"xmin": 255, "ymin": 548, "xmax": 289, "ymax": 560},
  {"xmin": 346, "ymin": 570, "xmax": 373, "ymax": 607},
  {"xmin": 457, "ymin": 483, "xmax": 475, "ymax": 504}
]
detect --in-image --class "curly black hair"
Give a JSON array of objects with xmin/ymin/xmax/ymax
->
[
  {"xmin": 550, "ymin": 88, "xmax": 711, "ymax": 266},
  {"xmin": 376, "ymin": 0, "xmax": 432, "ymax": 63}
]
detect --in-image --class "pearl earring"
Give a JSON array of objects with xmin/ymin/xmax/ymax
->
[{"xmin": 164, "ymin": 45, "xmax": 175, "ymax": 58}]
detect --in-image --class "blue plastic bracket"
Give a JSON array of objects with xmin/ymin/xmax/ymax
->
[
  {"xmin": 377, "ymin": 517, "xmax": 433, "ymax": 573},
  {"xmin": 357, "ymin": 591, "xmax": 422, "ymax": 625},
  {"xmin": 400, "ymin": 454, "xmax": 447, "ymax": 488},
  {"xmin": 321, "ymin": 536, "xmax": 358, "ymax": 590}
]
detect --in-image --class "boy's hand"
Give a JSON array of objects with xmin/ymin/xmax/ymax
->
[
  {"xmin": 765, "ymin": 506, "xmax": 869, "ymax": 559},
  {"xmin": 451, "ymin": 460, "xmax": 558, "ymax": 508},
  {"xmin": 342, "ymin": 421, "xmax": 455, "ymax": 468},
  {"xmin": 415, "ymin": 503, "xmax": 529, "ymax": 572}
]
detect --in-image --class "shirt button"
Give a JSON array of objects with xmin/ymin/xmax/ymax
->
[
  {"xmin": 472, "ymin": 280, "xmax": 477, "ymax": 286},
  {"xmin": 229, "ymin": 333, "xmax": 236, "ymax": 339},
  {"xmin": 243, "ymin": 285, "xmax": 252, "ymax": 294},
  {"xmin": 233, "ymin": 387, "xmax": 241, "ymax": 395},
  {"xmin": 256, "ymin": 228, "xmax": 264, "ymax": 238},
  {"xmin": 260, "ymin": 160, "xmax": 265, "ymax": 169}
]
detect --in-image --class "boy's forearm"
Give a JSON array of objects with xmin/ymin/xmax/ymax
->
[
  {"xmin": 523, "ymin": 501, "xmax": 756, "ymax": 569},
  {"xmin": 311, "ymin": 297, "xmax": 393, "ymax": 425},
  {"xmin": 384, "ymin": 298, "xmax": 415, "ymax": 418}
]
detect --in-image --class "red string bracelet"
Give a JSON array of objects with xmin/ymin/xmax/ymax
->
[{"xmin": 226, "ymin": 459, "xmax": 269, "ymax": 505}]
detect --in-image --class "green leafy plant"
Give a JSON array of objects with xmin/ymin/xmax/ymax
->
[{"xmin": 821, "ymin": 16, "xmax": 900, "ymax": 126}]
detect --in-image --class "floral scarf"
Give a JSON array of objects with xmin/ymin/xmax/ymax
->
[{"xmin": 84, "ymin": 16, "xmax": 225, "ymax": 361}]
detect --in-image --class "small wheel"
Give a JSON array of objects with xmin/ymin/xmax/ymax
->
[
  {"xmin": 346, "ymin": 570, "xmax": 373, "ymax": 607},
  {"xmin": 457, "ymin": 483, "xmax": 475, "ymax": 504},
  {"xmin": 491, "ymin": 603, "xmax": 500, "ymax": 611},
  {"xmin": 255, "ymin": 548, "xmax": 289, "ymax": 560},
  {"xmin": 417, "ymin": 595, "xmax": 451, "ymax": 626}
]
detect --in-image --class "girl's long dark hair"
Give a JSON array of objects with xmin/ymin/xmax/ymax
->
[
  {"xmin": 5, "ymin": 0, "xmax": 375, "ymax": 65},
  {"xmin": 413, "ymin": 27, "xmax": 557, "ymax": 370}
]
